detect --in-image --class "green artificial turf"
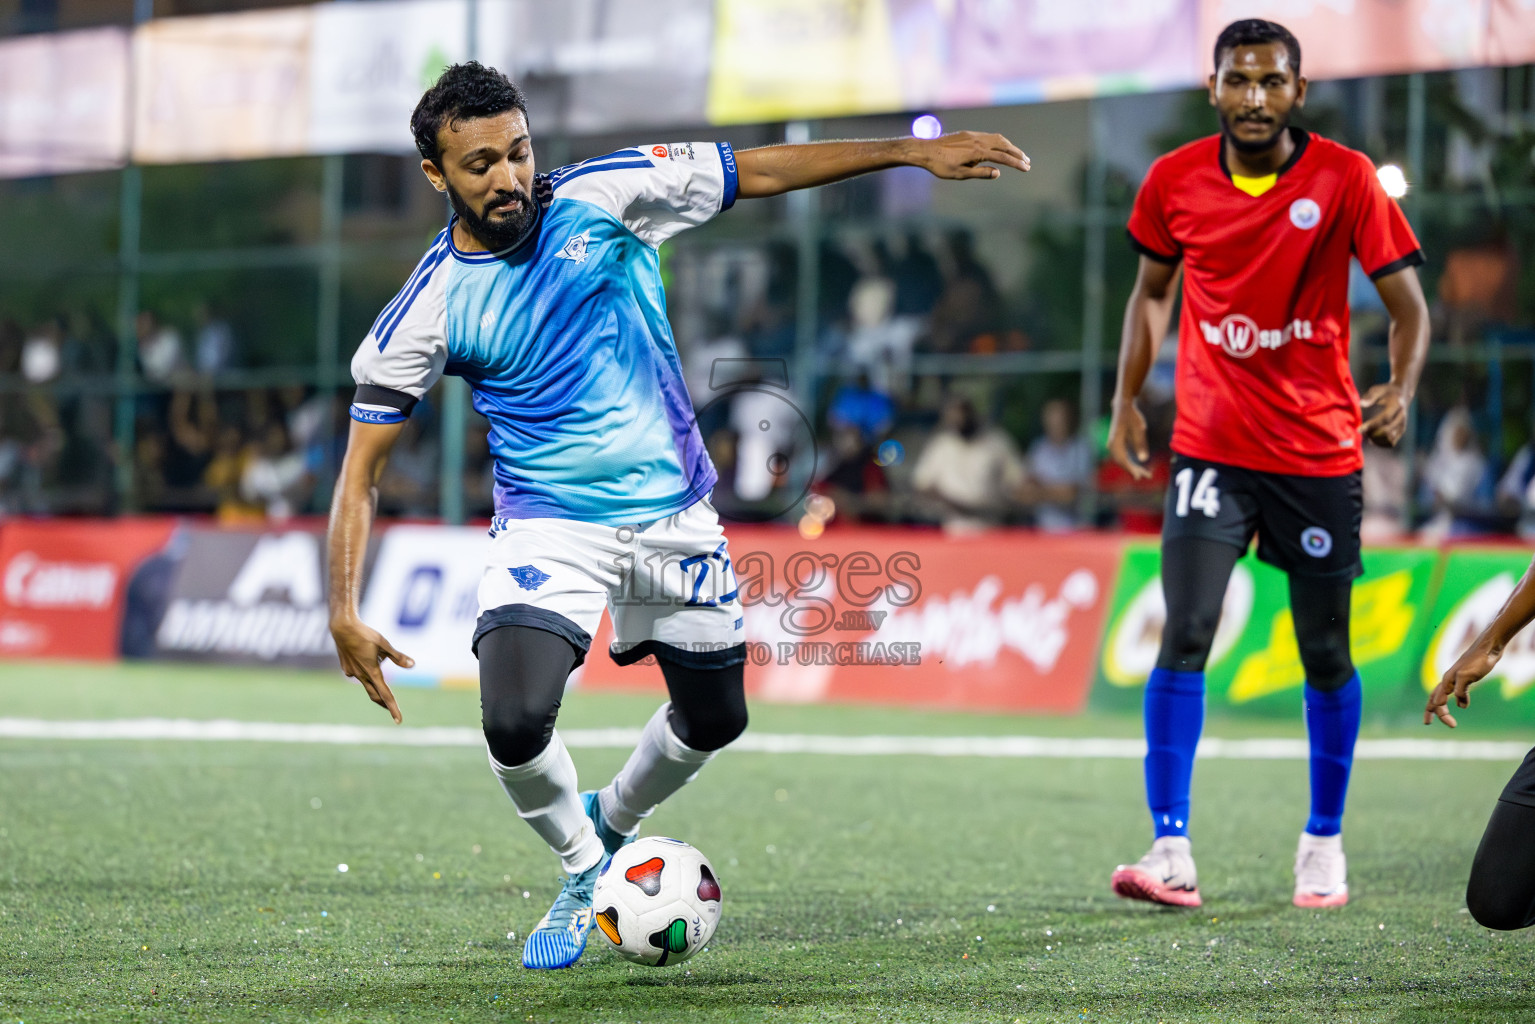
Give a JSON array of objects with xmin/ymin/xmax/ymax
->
[{"xmin": 1, "ymin": 662, "xmax": 1533, "ymax": 1022}]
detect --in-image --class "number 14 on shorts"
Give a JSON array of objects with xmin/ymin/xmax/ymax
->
[{"xmin": 1174, "ymin": 467, "xmax": 1221, "ymax": 518}]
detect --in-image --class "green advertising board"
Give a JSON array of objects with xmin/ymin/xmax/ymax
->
[
  {"xmin": 1418, "ymin": 548, "xmax": 1535, "ymax": 724},
  {"xmin": 1092, "ymin": 544, "xmax": 1439, "ymax": 718}
]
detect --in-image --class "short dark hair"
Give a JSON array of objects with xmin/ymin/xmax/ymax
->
[
  {"xmin": 410, "ymin": 61, "xmax": 528, "ymax": 166},
  {"xmin": 1213, "ymin": 19, "xmax": 1301, "ymax": 75}
]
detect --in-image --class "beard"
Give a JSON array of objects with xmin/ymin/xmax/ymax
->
[
  {"xmin": 446, "ymin": 183, "xmax": 536, "ymax": 252},
  {"xmin": 1219, "ymin": 109, "xmax": 1289, "ymax": 154}
]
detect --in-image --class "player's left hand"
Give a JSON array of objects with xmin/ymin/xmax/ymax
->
[
  {"xmin": 1425, "ymin": 638, "xmax": 1502, "ymax": 728},
  {"xmin": 1360, "ymin": 382, "xmax": 1409, "ymax": 447},
  {"xmin": 919, "ymin": 132, "xmax": 1030, "ymax": 180}
]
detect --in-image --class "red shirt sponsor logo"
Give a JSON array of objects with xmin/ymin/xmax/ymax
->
[
  {"xmin": 651, "ymin": 145, "xmax": 669, "ymax": 159},
  {"xmin": 1127, "ymin": 130, "xmax": 1422, "ymax": 476}
]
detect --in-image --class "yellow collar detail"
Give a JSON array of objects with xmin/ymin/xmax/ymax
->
[{"xmin": 1231, "ymin": 173, "xmax": 1278, "ymax": 198}]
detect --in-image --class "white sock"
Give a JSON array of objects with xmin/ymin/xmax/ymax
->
[
  {"xmin": 599, "ymin": 703, "xmax": 715, "ymax": 836},
  {"xmin": 488, "ymin": 730, "xmax": 605, "ymax": 875}
]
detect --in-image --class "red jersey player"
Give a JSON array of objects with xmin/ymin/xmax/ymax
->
[{"xmin": 1105, "ymin": 19, "xmax": 1430, "ymax": 909}]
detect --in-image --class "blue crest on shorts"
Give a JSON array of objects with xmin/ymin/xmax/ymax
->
[{"xmin": 508, "ymin": 565, "xmax": 551, "ymax": 591}]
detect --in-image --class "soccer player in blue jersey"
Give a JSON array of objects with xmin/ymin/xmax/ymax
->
[{"xmin": 325, "ymin": 62, "xmax": 1029, "ymax": 970}]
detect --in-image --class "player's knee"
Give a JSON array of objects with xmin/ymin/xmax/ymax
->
[
  {"xmin": 482, "ymin": 699, "xmax": 559, "ymax": 767},
  {"xmin": 1466, "ymin": 876, "xmax": 1534, "ymax": 931},
  {"xmin": 1157, "ymin": 610, "xmax": 1220, "ymax": 672},
  {"xmin": 669, "ymin": 698, "xmax": 747, "ymax": 753},
  {"xmin": 1296, "ymin": 628, "xmax": 1354, "ymax": 692}
]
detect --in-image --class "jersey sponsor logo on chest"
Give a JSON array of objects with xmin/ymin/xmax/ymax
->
[{"xmin": 1198, "ymin": 314, "xmax": 1313, "ymax": 359}]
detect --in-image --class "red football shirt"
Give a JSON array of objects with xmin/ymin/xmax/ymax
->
[{"xmin": 1127, "ymin": 129, "xmax": 1423, "ymax": 477}]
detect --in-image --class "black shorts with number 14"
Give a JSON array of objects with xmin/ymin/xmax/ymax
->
[{"xmin": 1160, "ymin": 454, "xmax": 1363, "ymax": 580}]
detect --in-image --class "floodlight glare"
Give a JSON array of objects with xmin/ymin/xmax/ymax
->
[
  {"xmin": 1377, "ymin": 163, "xmax": 1409, "ymax": 199},
  {"xmin": 911, "ymin": 114, "xmax": 943, "ymax": 140}
]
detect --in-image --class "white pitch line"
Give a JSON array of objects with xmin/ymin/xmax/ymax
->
[{"xmin": 0, "ymin": 718, "xmax": 1526, "ymax": 761}]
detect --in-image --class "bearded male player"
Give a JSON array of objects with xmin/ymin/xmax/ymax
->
[
  {"xmin": 325, "ymin": 62, "xmax": 1030, "ymax": 969},
  {"xmin": 1105, "ymin": 19, "xmax": 1430, "ymax": 908}
]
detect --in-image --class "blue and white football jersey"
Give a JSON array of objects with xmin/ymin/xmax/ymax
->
[{"xmin": 350, "ymin": 142, "xmax": 739, "ymax": 526}]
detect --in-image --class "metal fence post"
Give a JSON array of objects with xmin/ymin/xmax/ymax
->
[
  {"xmin": 1078, "ymin": 98, "xmax": 1108, "ymax": 525},
  {"xmin": 112, "ymin": 165, "xmax": 142, "ymax": 511}
]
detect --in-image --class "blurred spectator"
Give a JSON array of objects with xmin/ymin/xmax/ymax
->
[
  {"xmin": 136, "ymin": 311, "xmax": 185, "ymax": 384},
  {"xmin": 911, "ymin": 396, "xmax": 1026, "ymax": 533},
  {"xmin": 845, "ymin": 247, "xmax": 921, "ymax": 395},
  {"xmin": 704, "ymin": 428, "xmax": 747, "ymax": 521},
  {"xmin": 816, "ymin": 424, "xmax": 890, "ymax": 524},
  {"xmin": 164, "ymin": 388, "xmax": 217, "ymax": 507},
  {"xmin": 1023, "ymin": 398, "xmax": 1091, "ymax": 532},
  {"xmin": 1497, "ymin": 418, "xmax": 1535, "ymax": 539},
  {"xmin": 928, "ymin": 231, "xmax": 1001, "ymax": 354},
  {"xmin": 194, "ymin": 303, "xmax": 237, "ymax": 376},
  {"xmin": 377, "ymin": 418, "xmax": 439, "ymax": 517},
  {"xmin": 889, "ymin": 232, "xmax": 943, "ymax": 317},
  {"xmin": 204, "ymin": 424, "xmax": 262, "ymax": 523},
  {"xmin": 1362, "ymin": 445, "xmax": 1409, "ymax": 542},
  {"xmin": 1419, "ymin": 407, "xmax": 1488, "ymax": 540},
  {"xmin": 730, "ymin": 381, "xmax": 799, "ymax": 503},
  {"xmin": 826, "ymin": 372, "xmax": 895, "ymax": 444},
  {"xmin": 21, "ymin": 321, "xmax": 62, "ymax": 384},
  {"xmin": 241, "ymin": 420, "xmax": 311, "ymax": 521}
]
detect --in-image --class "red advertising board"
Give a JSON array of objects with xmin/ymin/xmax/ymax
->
[
  {"xmin": 0, "ymin": 518, "xmax": 178, "ymax": 660},
  {"xmin": 579, "ymin": 528, "xmax": 1124, "ymax": 713}
]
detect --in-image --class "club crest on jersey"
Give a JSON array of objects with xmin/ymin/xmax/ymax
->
[
  {"xmin": 555, "ymin": 230, "xmax": 595, "ymax": 265},
  {"xmin": 1301, "ymin": 527, "xmax": 1333, "ymax": 558},
  {"xmin": 508, "ymin": 565, "xmax": 551, "ymax": 590},
  {"xmin": 1290, "ymin": 198, "xmax": 1321, "ymax": 230}
]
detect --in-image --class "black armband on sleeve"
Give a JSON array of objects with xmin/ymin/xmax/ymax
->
[{"xmin": 349, "ymin": 384, "xmax": 417, "ymax": 425}]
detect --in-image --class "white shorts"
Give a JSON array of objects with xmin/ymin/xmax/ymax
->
[{"xmin": 472, "ymin": 498, "xmax": 745, "ymax": 669}]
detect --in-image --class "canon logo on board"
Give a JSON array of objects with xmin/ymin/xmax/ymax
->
[{"xmin": 2, "ymin": 551, "xmax": 118, "ymax": 609}]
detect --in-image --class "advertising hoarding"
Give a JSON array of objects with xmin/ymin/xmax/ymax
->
[
  {"xmin": 1418, "ymin": 548, "xmax": 1535, "ymax": 725},
  {"xmin": 0, "ymin": 518, "xmax": 177, "ymax": 660},
  {"xmin": 133, "ymin": 7, "xmax": 313, "ymax": 164},
  {"xmin": 0, "ymin": 28, "xmax": 130, "ymax": 178},
  {"xmin": 578, "ymin": 527, "xmax": 1124, "ymax": 713},
  {"xmin": 308, "ymin": 0, "xmax": 468, "ymax": 155},
  {"xmin": 1092, "ymin": 543, "xmax": 1440, "ymax": 717}
]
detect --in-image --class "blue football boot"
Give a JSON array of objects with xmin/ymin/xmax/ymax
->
[{"xmin": 521, "ymin": 861, "xmax": 600, "ymax": 970}]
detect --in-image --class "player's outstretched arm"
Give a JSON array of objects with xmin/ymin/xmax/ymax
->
[
  {"xmin": 1361, "ymin": 267, "xmax": 1429, "ymax": 448},
  {"xmin": 1106, "ymin": 256, "xmax": 1180, "ymax": 481},
  {"xmin": 734, "ymin": 133, "xmax": 1029, "ymax": 199},
  {"xmin": 1427, "ymin": 558, "xmax": 1535, "ymax": 728},
  {"xmin": 327, "ymin": 419, "xmax": 415, "ymax": 724}
]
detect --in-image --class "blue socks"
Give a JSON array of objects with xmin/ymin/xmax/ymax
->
[
  {"xmin": 1303, "ymin": 673, "xmax": 1362, "ymax": 836},
  {"xmin": 1144, "ymin": 668, "xmax": 1205, "ymax": 838}
]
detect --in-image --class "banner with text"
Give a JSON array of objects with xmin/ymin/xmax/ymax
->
[
  {"xmin": 0, "ymin": 518, "xmax": 178, "ymax": 660},
  {"xmin": 1092, "ymin": 543, "xmax": 1439, "ymax": 718},
  {"xmin": 578, "ymin": 527, "xmax": 1124, "ymax": 713}
]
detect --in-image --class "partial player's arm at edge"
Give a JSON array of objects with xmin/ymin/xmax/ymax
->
[
  {"xmin": 1106, "ymin": 256, "xmax": 1181, "ymax": 481},
  {"xmin": 734, "ymin": 133, "xmax": 1029, "ymax": 199},
  {"xmin": 327, "ymin": 418, "xmax": 415, "ymax": 724},
  {"xmin": 1426, "ymin": 557, "xmax": 1535, "ymax": 728},
  {"xmin": 1361, "ymin": 266, "xmax": 1430, "ymax": 448}
]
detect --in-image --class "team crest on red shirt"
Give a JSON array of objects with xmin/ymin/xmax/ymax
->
[{"xmin": 1289, "ymin": 198, "xmax": 1321, "ymax": 230}]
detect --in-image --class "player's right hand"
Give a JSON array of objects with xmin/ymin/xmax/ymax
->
[
  {"xmin": 1107, "ymin": 399, "xmax": 1152, "ymax": 481},
  {"xmin": 1425, "ymin": 639, "xmax": 1502, "ymax": 728},
  {"xmin": 331, "ymin": 615, "xmax": 413, "ymax": 724}
]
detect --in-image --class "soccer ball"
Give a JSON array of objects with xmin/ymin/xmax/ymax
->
[{"xmin": 592, "ymin": 836, "xmax": 722, "ymax": 966}]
